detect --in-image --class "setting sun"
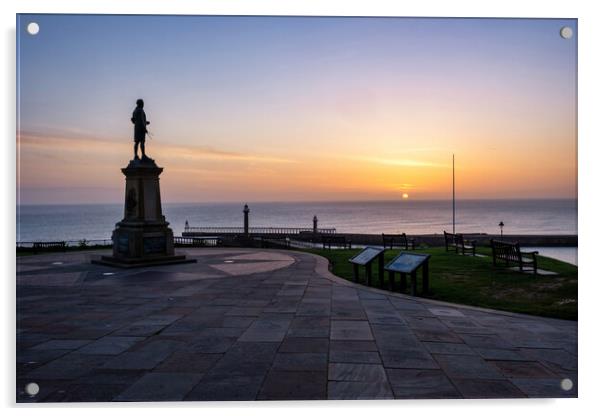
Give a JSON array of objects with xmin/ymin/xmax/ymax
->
[{"xmin": 402, "ymin": 193, "xmax": 409, "ymax": 199}]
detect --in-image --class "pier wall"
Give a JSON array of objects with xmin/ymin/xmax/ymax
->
[{"xmin": 182, "ymin": 231, "xmax": 577, "ymax": 247}]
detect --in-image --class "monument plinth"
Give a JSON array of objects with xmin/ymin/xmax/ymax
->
[{"xmin": 93, "ymin": 158, "xmax": 195, "ymax": 268}]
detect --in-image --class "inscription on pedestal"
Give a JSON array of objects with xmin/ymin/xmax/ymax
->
[
  {"xmin": 117, "ymin": 235, "xmax": 129, "ymax": 255},
  {"xmin": 144, "ymin": 236, "xmax": 166, "ymax": 254}
]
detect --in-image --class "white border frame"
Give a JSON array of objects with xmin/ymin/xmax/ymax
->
[{"xmin": 3, "ymin": 1, "xmax": 600, "ymax": 414}]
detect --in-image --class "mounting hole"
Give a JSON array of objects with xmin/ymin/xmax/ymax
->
[
  {"xmin": 560, "ymin": 26, "xmax": 573, "ymax": 39},
  {"xmin": 25, "ymin": 382, "xmax": 39, "ymax": 396},
  {"xmin": 27, "ymin": 22, "xmax": 40, "ymax": 35},
  {"xmin": 560, "ymin": 378, "xmax": 573, "ymax": 391}
]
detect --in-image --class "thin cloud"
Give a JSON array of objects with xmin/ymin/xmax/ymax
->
[
  {"xmin": 387, "ymin": 147, "xmax": 451, "ymax": 154},
  {"xmin": 164, "ymin": 145, "xmax": 294, "ymax": 164},
  {"xmin": 351, "ymin": 156, "xmax": 446, "ymax": 168},
  {"xmin": 18, "ymin": 131, "xmax": 296, "ymax": 164}
]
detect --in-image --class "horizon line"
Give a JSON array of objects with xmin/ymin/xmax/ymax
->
[{"xmin": 16, "ymin": 196, "xmax": 578, "ymax": 207}]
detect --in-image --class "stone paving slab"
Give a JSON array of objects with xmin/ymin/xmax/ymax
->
[
  {"xmin": 328, "ymin": 381, "xmax": 394, "ymax": 400},
  {"xmin": 451, "ymin": 378, "xmax": 526, "ymax": 399},
  {"xmin": 258, "ymin": 370, "xmax": 327, "ymax": 400},
  {"xmin": 16, "ymin": 248, "xmax": 577, "ymax": 402},
  {"xmin": 185, "ymin": 374, "xmax": 266, "ymax": 401},
  {"xmin": 115, "ymin": 372, "xmax": 203, "ymax": 401},
  {"xmin": 381, "ymin": 348, "xmax": 440, "ymax": 369},
  {"xmin": 433, "ymin": 354, "xmax": 505, "ymax": 380},
  {"xmin": 329, "ymin": 350, "xmax": 382, "ymax": 364},
  {"xmin": 25, "ymin": 352, "xmax": 110, "ymax": 380},
  {"xmin": 279, "ymin": 337, "xmax": 329, "ymax": 353},
  {"xmin": 422, "ymin": 342, "xmax": 476, "ymax": 356},
  {"xmin": 328, "ymin": 363, "xmax": 388, "ymax": 382},
  {"xmin": 156, "ymin": 351, "xmax": 222, "ymax": 373},
  {"xmin": 101, "ymin": 339, "xmax": 183, "ymax": 371},
  {"xmin": 75, "ymin": 369, "xmax": 146, "ymax": 386},
  {"xmin": 473, "ymin": 347, "xmax": 531, "ymax": 361},
  {"xmin": 287, "ymin": 316, "xmax": 330, "ymax": 338},
  {"xmin": 17, "ymin": 348, "xmax": 71, "ymax": 368},
  {"xmin": 238, "ymin": 315, "xmax": 293, "ymax": 342},
  {"xmin": 330, "ymin": 320, "xmax": 373, "ymax": 341},
  {"xmin": 31, "ymin": 339, "xmax": 92, "ymax": 350},
  {"xmin": 78, "ymin": 336, "xmax": 144, "ymax": 355},
  {"xmin": 518, "ymin": 348, "xmax": 578, "ymax": 372},
  {"xmin": 489, "ymin": 360, "xmax": 558, "ymax": 378},
  {"xmin": 330, "ymin": 340, "xmax": 379, "ymax": 352},
  {"xmin": 272, "ymin": 352, "xmax": 328, "ymax": 372},
  {"xmin": 413, "ymin": 328, "xmax": 464, "ymax": 343},
  {"xmin": 386, "ymin": 369, "xmax": 461, "ymax": 399}
]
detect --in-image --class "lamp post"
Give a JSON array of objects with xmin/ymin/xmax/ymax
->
[
  {"xmin": 243, "ymin": 204, "xmax": 250, "ymax": 237},
  {"xmin": 452, "ymin": 154, "xmax": 455, "ymax": 234},
  {"xmin": 498, "ymin": 221, "xmax": 504, "ymax": 240}
]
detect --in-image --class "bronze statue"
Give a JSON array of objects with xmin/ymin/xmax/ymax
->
[{"xmin": 131, "ymin": 98, "xmax": 150, "ymax": 160}]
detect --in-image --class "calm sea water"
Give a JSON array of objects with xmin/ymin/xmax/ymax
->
[
  {"xmin": 17, "ymin": 199, "xmax": 577, "ymax": 243},
  {"xmin": 529, "ymin": 247, "xmax": 577, "ymax": 266}
]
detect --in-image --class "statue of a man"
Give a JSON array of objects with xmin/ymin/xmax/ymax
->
[{"xmin": 131, "ymin": 98, "xmax": 150, "ymax": 160}]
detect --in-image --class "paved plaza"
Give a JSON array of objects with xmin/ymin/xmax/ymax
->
[{"xmin": 16, "ymin": 248, "xmax": 577, "ymax": 402}]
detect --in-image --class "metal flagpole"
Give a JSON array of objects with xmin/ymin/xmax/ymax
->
[{"xmin": 453, "ymin": 154, "xmax": 455, "ymax": 234}]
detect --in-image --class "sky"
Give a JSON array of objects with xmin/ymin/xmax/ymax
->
[{"xmin": 16, "ymin": 15, "xmax": 577, "ymax": 204}]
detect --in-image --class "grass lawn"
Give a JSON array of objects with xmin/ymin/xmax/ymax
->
[{"xmin": 305, "ymin": 247, "xmax": 577, "ymax": 321}]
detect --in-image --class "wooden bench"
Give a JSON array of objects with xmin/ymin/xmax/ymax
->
[
  {"xmin": 382, "ymin": 233, "xmax": 415, "ymax": 250},
  {"xmin": 32, "ymin": 241, "xmax": 66, "ymax": 254},
  {"xmin": 322, "ymin": 235, "xmax": 351, "ymax": 249},
  {"xmin": 490, "ymin": 239, "xmax": 539, "ymax": 274},
  {"xmin": 443, "ymin": 231, "xmax": 476, "ymax": 256}
]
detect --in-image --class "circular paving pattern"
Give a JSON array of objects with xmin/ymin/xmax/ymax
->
[{"xmin": 16, "ymin": 249, "xmax": 296, "ymax": 286}]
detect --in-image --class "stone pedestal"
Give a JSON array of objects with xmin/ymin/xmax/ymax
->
[{"xmin": 93, "ymin": 158, "xmax": 195, "ymax": 268}]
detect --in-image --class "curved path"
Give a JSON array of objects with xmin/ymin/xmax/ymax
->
[{"xmin": 16, "ymin": 248, "xmax": 577, "ymax": 402}]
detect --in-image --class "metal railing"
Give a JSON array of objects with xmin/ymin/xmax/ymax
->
[
  {"xmin": 173, "ymin": 236, "xmax": 222, "ymax": 247},
  {"xmin": 16, "ymin": 239, "xmax": 113, "ymax": 254},
  {"xmin": 17, "ymin": 239, "xmax": 113, "ymax": 249},
  {"xmin": 183, "ymin": 226, "xmax": 336, "ymax": 235}
]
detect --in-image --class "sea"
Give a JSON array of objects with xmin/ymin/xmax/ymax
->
[
  {"xmin": 16, "ymin": 199, "xmax": 578, "ymax": 264},
  {"xmin": 17, "ymin": 198, "xmax": 577, "ymax": 240}
]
